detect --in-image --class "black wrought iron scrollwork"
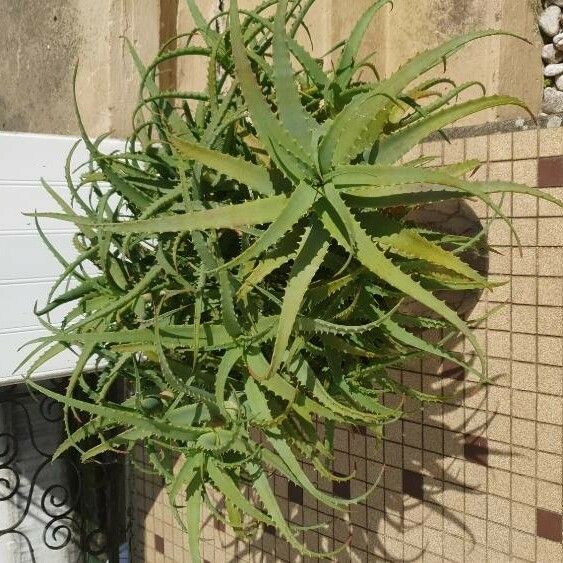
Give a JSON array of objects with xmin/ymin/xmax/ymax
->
[
  {"xmin": 39, "ymin": 395, "xmax": 64, "ymax": 423},
  {"xmin": 0, "ymin": 433, "xmax": 20, "ymax": 502},
  {"xmin": 0, "ymin": 382, "xmax": 124, "ymax": 562}
]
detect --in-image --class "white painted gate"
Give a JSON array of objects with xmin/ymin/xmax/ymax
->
[
  {"xmin": 0, "ymin": 132, "xmax": 125, "ymax": 562},
  {"xmin": 0, "ymin": 132, "xmax": 121, "ymax": 385}
]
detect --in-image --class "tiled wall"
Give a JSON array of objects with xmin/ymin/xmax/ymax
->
[{"xmin": 132, "ymin": 126, "xmax": 563, "ymax": 562}]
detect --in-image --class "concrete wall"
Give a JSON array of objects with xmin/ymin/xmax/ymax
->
[
  {"xmin": 0, "ymin": 0, "xmax": 160, "ymax": 138},
  {"xmin": 0, "ymin": 0, "xmax": 543, "ymax": 138},
  {"xmin": 328, "ymin": 0, "xmax": 542, "ymax": 123}
]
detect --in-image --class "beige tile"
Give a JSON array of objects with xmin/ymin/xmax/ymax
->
[
  {"xmin": 537, "ymin": 306, "xmax": 563, "ymax": 336},
  {"xmin": 537, "ymin": 394, "xmax": 563, "ymax": 425},
  {"xmin": 488, "ymin": 132, "xmax": 512, "ymax": 162},
  {"xmin": 512, "ymin": 418, "xmax": 536, "ymax": 449},
  {"xmin": 465, "ymin": 489, "xmax": 487, "ymax": 518},
  {"xmin": 511, "ymin": 445, "xmax": 536, "ymax": 477},
  {"xmin": 465, "ymin": 461, "xmax": 487, "ymax": 490},
  {"xmin": 512, "ymin": 305, "xmax": 537, "ymax": 334},
  {"xmin": 512, "ymin": 218, "xmax": 538, "ymax": 246},
  {"xmin": 422, "ymin": 140, "xmax": 443, "ymax": 161},
  {"xmin": 465, "ymin": 135, "xmax": 488, "ymax": 161},
  {"xmin": 488, "ymin": 467, "xmax": 511, "ymax": 499},
  {"xmin": 488, "ymin": 358, "xmax": 511, "ymax": 380},
  {"xmin": 513, "ymin": 159, "xmax": 538, "ymax": 187},
  {"xmin": 487, "ymin": 303, "xmax": 511, "ymax": 331},
  {"xmin": 489, "ymin": 161, "xmax": 512, "ymax": 182},
  {"xmin": 403, "ymin": 446, "xmax": 423, "ymax": 473},
  {"xmin": 538, "ymin": 248, "xmax": 563, "ymax": 276},
  {"xmin": 511, "ymin": 529, "xmax": 536, "ymax": 562},
  {"xmin": 538, "ymin": 217, "xmax": 563, "ymax": 247},
  {"xmin": 512, "ymin": 361, "xmax": 536, "ymax": 392},
  {"xmin": 539, "ymin": 187, "xmax": 563, "ymax": 217},
  {"xmin": 537, "ymin": 537, "xmax": 563, "ymax": 561},
  {"xmin": 489, "ymin": 249, "xmax": 511, "ymax": 275},
  {"xmin": 403, "ymin": 421, "xmax": 422, "ymax": 449},
  {"xmin": 443, "ymin": 138, "xmax": 465, "ymax": 164},
  {"xmin": 384, "ymin": 442, "xmax": 403, "ymax": 469},
  {"xmin": 487, "ymin": 414, "xmax": 511, "ymax": 443},
  {"xmin": 486, "ymin": 521, "xmax": 510, "ymax": 553},
  {"xmin": 512, "ymin": 276, "xmax": 537, "ymax": 305},
  {"xmin": 422, "ymin": 450, "xmax": 444, "ymax": 480},
  {"xmin": 512, "ymin": 193, "xmax": 538, "ymax": 218},
  {"xmin": 465, "ymin": 544, "xmax": 488, "ymax": 563},
  {"xmin": 538, "ymin": 365, "xmax": 563, "ymax": 396},
  {"xmin": 442, "ymin": 533, "xmax": 465, "ymax": 561},
  {"xmin": 512, "ymin": 390, "xmax": 537, "ymax": 420},
  {"xmin": 487, "ymin": 331, "xmax": 511, "ymax": 359},
  {"xmin": 539, "ymin": 127, "xmax": 563, "ymax": 157},
  {"xmin": 465, "ymin": 513, "xmax": 487, "ymax": 545},
  {"xmin": 512, "ymin": 474, "xmax": 536, "ymax": 506},
  {"xmin": 385, "ymin": 420, "xmax": 403, "ymax": 443},
  {"xmin": 488, "ymin": 219, "xmax": 512, "ymax": 247},
  {"xmin": 512, "ymin": 501, "xmax": 536, "ymax": 534},
  {"xmin": 537, "ymin": 451, "xmax": 563, "ymax": 483},
  {"xmin": 488, "ymin": 385, "xmax": 512, "ymax": 415},
  {"xmin": 488, "ymin": 440, "xmax": 511, "ymax": 472},
  {"xmin": 537, "ymin": 422, "xmax": 563, "ymax": 454},
  {"xmin": 512, "ymin": 247, "xmax": 537, "ymax": 276},
  {"xmin": 489, "ymin": 275, "xmax": 511, "ymax": 302},
  {"xmin": 513, "ymin": 333, "xmax": 538, "ymax": 363},
  {"xmin": 513, "ymin": 129, "xmax": 538, "ymax": 160},
  {"xmin": 384, "ymin": 466, "xmax": 402, "ymax": 493},
  {"xmin": 423, "ymin": 425, "xmax": 443, "ymax": 454},
  {"xmin": 538, "ymin": 335, "xmax": 563, "ymax": 366},
  {"xmin": 424, "ymin": 526, "xmax": 443, "ymax": 557},
  {"xmin": 537, "ymin": 480, "xmax": 563, "ymax": 512},
  {"xmin": 487, "ymin": 495, "xmax": 510, "ymax": 526}
]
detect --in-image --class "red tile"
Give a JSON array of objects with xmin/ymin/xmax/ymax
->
[
  {"xmin": 402, "ymin": 470, "xmax": 424, "ymax": 500},
  {"xmin": 154, "ymin": 534, "xmax": 164, "ymax": 554},
  {"xmin": 538, "ymin": 156, "xmax": 563, "ymax": 188},
  {"xmin": 537, "ymin": 508, "xmax": 563, "ymax": 542},
  {"xmin": 333, "ymin": 474, "xmax": 351, "ymax": 499},
  {"xmin": 214, "ymin": 518, "xmax": 225, "ymax": 532},
  {"xmin": 288, "ymin": 482, "xmax": 303, "ymax": 504}
]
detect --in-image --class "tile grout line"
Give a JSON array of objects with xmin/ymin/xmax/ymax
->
[{"xmin": 508, "ymin": 129, "xmax": 515, "ymax": 562}]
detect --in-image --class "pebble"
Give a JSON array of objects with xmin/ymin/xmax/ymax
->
[
  {"xmin": 556, "ymin": 73, "xmax": 563, "ymax": 90},
  {"xmin": 544, "ymin": 62, "xmax": 563, "ymax": 76},
  {"xmin": 539, "ymin": 5, "xmax": 562, "ymax": 37},
  {"xmin": 546, "ymin": 0, "xmax": 563, "ymax": 7},
  {"xmin": 554, "ymin": 32, "xmax": 563, "ymax": 50},
  {"xmin": 543, "ymin": 87, "xmax": 563, "ymax": 113},
  {"xmin": 543, "ymin": 43, "xmax": 563, "ymax": 62},
  {"xmin": 547, "ymin": 114, "xmax": 563, "ymax": 127}
]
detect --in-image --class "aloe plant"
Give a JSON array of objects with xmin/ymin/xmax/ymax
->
[{"xmin": 23, "ymin": 0, "xmax": 560, "ymax": 559}]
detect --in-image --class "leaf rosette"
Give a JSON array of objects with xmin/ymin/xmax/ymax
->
[{"xmin": 25, "ymin": 0, "xmax": 559, "ymax": 558}]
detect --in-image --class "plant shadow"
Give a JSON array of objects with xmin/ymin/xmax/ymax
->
[{"xmin": 134, "ymin": 200, "xmax": 509, "ymax": 562}]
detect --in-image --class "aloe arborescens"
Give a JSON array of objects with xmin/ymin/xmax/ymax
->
[{"xmin": 24, "ymin": 0, "xmax": 559, "ymax": 559}]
